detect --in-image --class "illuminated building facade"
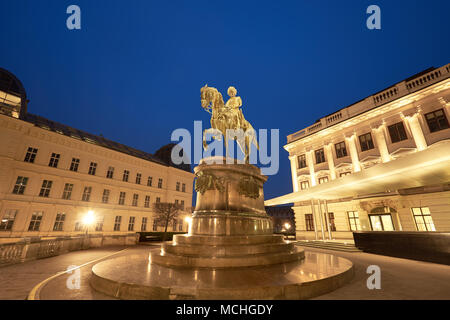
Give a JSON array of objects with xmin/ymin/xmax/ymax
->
[
  {"xmin": 266, "ymin": 63, "xmax": 450, "ymax": 240},
  {"xmin": 0, "ymin": 68, "xmax": 194, "ymax": 244}
]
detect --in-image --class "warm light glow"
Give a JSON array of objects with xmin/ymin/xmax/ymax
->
[
  {"xmin": 184, "ymin": 216, "xmax": 192, "ymax": 224},
  {"xmin": 83, "ymin": 210, "xmax": 95, "ymax": 225},
  {"xmin": 284, "ymin": 223, "xmax": 291, "ymax": 230}
]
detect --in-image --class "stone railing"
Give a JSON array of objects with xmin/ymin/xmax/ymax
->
[
  {"xmin": 0, "ymin": 233, "xmax": 139, "ymax": 267},
  {"xmin": 287, "ymin": 63, "xmax": 450, "ymax": 144}
]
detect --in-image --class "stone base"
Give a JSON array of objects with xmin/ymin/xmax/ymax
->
[{"xmin": 90, "ymin": 249, "xmax": 354, "ymax": 300}]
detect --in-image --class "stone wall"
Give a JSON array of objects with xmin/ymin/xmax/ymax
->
[{"xmin": 0, "ymin": 233, "xmax": 138, "ymax": 267}]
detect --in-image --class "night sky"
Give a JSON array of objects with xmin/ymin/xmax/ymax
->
[{"xmin": 1, "ymin": 0, "xmax": 449, "ymax": 201}]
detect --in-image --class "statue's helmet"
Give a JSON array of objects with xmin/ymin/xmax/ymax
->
[{"xmin": 227, "ymin": 86, "xmax": 237, "ymax": 97}]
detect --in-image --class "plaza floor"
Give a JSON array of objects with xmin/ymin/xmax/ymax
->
[{"xmin": 0, "ymin": 243, "xmax": 449, "ymax": 300}]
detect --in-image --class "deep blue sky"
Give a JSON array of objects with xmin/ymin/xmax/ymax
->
[{"xmin": 1, "ymin": 0, "xmax": 449, "ymax": 201}]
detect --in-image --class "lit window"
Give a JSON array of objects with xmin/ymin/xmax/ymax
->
[
  {"xmin": 388, "ymin": 122, "xmax": 408, "ymax": 143},
  {"xmin": 300, "ymin": 180, "xmax": 309, "ymax": 190},
  {"xmin": 412, "ymin": 207, "xmax": 436, "ymax": 231},
  {"xmin": 24, "ymin": 147, "xmax": 38, "ymax": 163},
  {"xmin": 347, "ymin": 211, "xmax": 361, "ymax": 231},
  {"xmin": 12, "ymin": 176, "xmax": 28, "ymax": 195},
  {"xmin": 70, "ymin": 158, "xmax": 80, "ymax": 172},
  {"xmin": 425, "ymin": 109, "xmax": 449, "ymax": 133},
  {"xmin": 88, "ymin": 162, "xmax": 97, "ymax": 175},
  {"xmin": 53, "ymin": 213, "xmax": 66, "ymax": 231},
  {"xmin": 48, "ymin": 153, "xmax": 60, "ymax": 168},
  {"xmin": 335, "ymin": 141, "xmax": 347, "ymax": 158},
  {"xmin": 62, "ymin": 183, "xmax": 74, "ymax": 200},
  {"xmin": 28, "ymin": 212, "xmax": 43, "ymax": 231},
  {"xmin": 318, "ymin": 176, "xmax": 329, "ymax": 184},
  {"xmin": 359, "ymin": 133, "xmax": 374, "ymax": 151},
  {"xmin": 0, "ymin": 210, "xmax": 18, "ymax": 231},
  {"xmin": 39, "ymin": 180, "xmax": 53, "ymax": 197}
]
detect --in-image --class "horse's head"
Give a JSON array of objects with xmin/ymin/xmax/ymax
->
[{"xmin": 200, "ymin": 85, "xmax": 211, "ymax": 109}]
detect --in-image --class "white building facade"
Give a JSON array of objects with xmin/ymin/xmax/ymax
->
[{"xmin": 266, "ymin": 63, "xmax": 450, "ymax": 240}]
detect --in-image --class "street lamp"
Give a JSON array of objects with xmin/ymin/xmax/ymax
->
[
  {"xmin": 184, "ymin": 216, "xmax": 192, "ymax": 234},
  {"xmin": 83, "ymin": 210, "xmax": 95, "ymax": 235},
  {"xmin": 284, "ymin": 222, "xmax": 291, "ymax": 230}
]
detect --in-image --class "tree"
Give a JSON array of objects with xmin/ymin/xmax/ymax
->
[{"xmin": 153, "ymin": 202, "xmax": 183, "ymax": 241}]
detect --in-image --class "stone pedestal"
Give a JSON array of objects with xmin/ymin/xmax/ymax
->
[{"xmin": 152, "ymin": 157, "xmax": 304, "ymax": 268}]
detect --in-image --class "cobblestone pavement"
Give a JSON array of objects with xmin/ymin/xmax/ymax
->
[{"xmin": 1, "ymin": 243, "xmax": 449, "ymax": 300}]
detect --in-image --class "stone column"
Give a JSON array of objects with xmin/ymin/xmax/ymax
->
[
  {"xmin": 371, "ymin": 124, "xmax": 391, "ymax": 163},
  {"xmin": 289, "ymin": 155, "xmax": 299, "ymax": 192},
  {"xmin": 403, "ymin": 113, "xmax": 427, "ymax": 151},
  {"xmin": 310, "ymin": 200, "xmax": 318, "ymax": 240},
  {"xmin": 345, "ymin": 134, "xmax": 361, "ymax": 173},
  {"xmin": 306, "ymin": 150, "xmax": 317, "ymax": 186},
  {"xmin": 324, "ymin": 144, "xmax": 336, "ymax": 180},
  {"xmin": 317, "ymin": 199, "xmax": 325, "ymax": 240}
]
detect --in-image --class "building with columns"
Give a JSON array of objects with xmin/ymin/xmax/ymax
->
[
  {"xmin": 0, "ymin": 68, "xmax": 195, "ymax": 244},
  {"xmin": 266, "ymin": 63, "xmax": 450, "ymax": 240}
]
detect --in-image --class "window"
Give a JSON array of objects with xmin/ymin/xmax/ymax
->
[
  {"xmin": 156, "ymin": 197, "xmax": 161, "ymax": 203},
  {"xmin": 48, "ymin": 153, "xmax": 60, "ymax": 168},
  {"xmin": 74, "ymin": 222, "xmax": 83, "ymax": 232},
  {"xmin": 53, "ymin": 213, "xmax": 65, "ymax": 231},
  {"xmin": 12, "ymin": 176, "xmax": 28, "ymax": 195},
  {"xmin": 123, "ymin": 170, "xmax": 129, "ymax": 182},
  {"xmin": 158, "ymin": 178, "xmax": 163, "ymax": 188},
  {"xmin": 39, "ymin": 180, "xmax": 53, "ymax": 197},
  {"xmin": 181, "ymin": 200, "xmax": 185, "ymax": 210},
  {"xmin": 300, "ymin": 180, "xmax": 309, "ymax": 190},
  {"xmin": 0, "ymin": 210, "xmax": 18, "ymax": 231},
  {"xmin": 106, "ymin": 167, "xmax": 114, "ymax": 179},
  {"xmin": 136, "ymin": 173, "xmax": 142, "ymax": 184},
  {"xmin": 28, "ymin": 212, "xmax": 43, "ymax": 231},
  {"xmin": 175, "ymin": 199, "xmax": 179, "ymax": 206},
  {"xmin": 147, "ymin": 176, "xmax": 153, "ymax": 187},
  {"xmin": 153, "ymin": 219, "xmax": 158, "ymax": 231},
  {"xmin": 178, "ymin": 219, "xmax": 183, "ymax": 231},
  {"xmin": 359, "ymin": 133, "xmax": 374, "ymax": 151},
  {"xmin": 95, "ymin": 216, "xmax": 104, "ymax": 231},
  {"xmin": 172, "ymin": 219, "xmax": 177, "ymax": 231},
  {"xmin": 327, "ymin": 212, "xmax": 336, "ymax": 231},
  {"xmin": 298, "ymin": 154, "xmax": 307, "ymax": 168},
  {"xmin": 24, "ymin": 147, "xmax": 38, "ymax": 163},
  {"xmin": 128, "ymin": 216, "xmax": 135, "ymax": 231},
  {"xmin": 412, "ymin": 207, "xmax": 436, "ymax": 231},
  {"xmin": 141, "ymin": 217, "xmax": 148, "ymax": 231},
  {"xmin": 88, "ymin": 162, "xmax": 97, "ymax": 175},
  {"xmin": 132, "ymin": 194, "xmax": 139, "ymax": 206},
  {"xmin": 144, "ymin": 196, "xmax": 150, "ymax": 208},
  {"xmin": 340, "ymin": 172, "xmax": 351, "ymax": 177},
  {"xmin": 388, "ymin": 122, "xmax": 408, "ymax": 143},
  {"xmin": 335, "ymin": 141, "xmax": 347, "ymax": 158},
  {"xmin": 176, "ymin": 182, "xmax": 180, "ymax": 191},
  {"xmin": 102, "ymin": 189, "xmax": 110, "ymax": 203},
  {"xmin": 315, "ymin": 148, "xmax": 325, "ymax": 164},
  {"xmin": 82, "ymin": 187, "xmax": 92, "ymax": 202},
  {"xmin": 70, "ymin": 158, "xmax": 80, "ymax": 172},
  {"xmin": 425, "ymin": 109, "xmax": 449, "ymax": 133},
  {"xmin": 318, "ymin": 176, "xmax": 329, "ymax": 184},
  {"xmin": 114, "ymin": 216, "xmax": 122, "ymax": 231},
  {"xmin": 305, "ymin": 214, "xmax": 314, "ymax": 231},
  {"xmin": 182, "ymin": 183, "xmax": 186, "ymax": 192},
  {"xmin": 62, "ymin": 183, "xmax": 74, "ymax": 200},
  {"xmin": 118, "ymin": 192, "xmax": 126, "ymax": 205},
  {"xmin": 347, "ymin": 211, "xmax": 361, "ymax": 231}
]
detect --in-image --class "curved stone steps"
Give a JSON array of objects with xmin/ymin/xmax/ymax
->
[{"xmin": 173, "ymin": 234, "xmax": 286, "ymax": 246}]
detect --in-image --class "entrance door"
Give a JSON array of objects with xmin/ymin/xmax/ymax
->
[{"xmin": 369, "ymin": 214, "xmax": 394, "ymax": 231}]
